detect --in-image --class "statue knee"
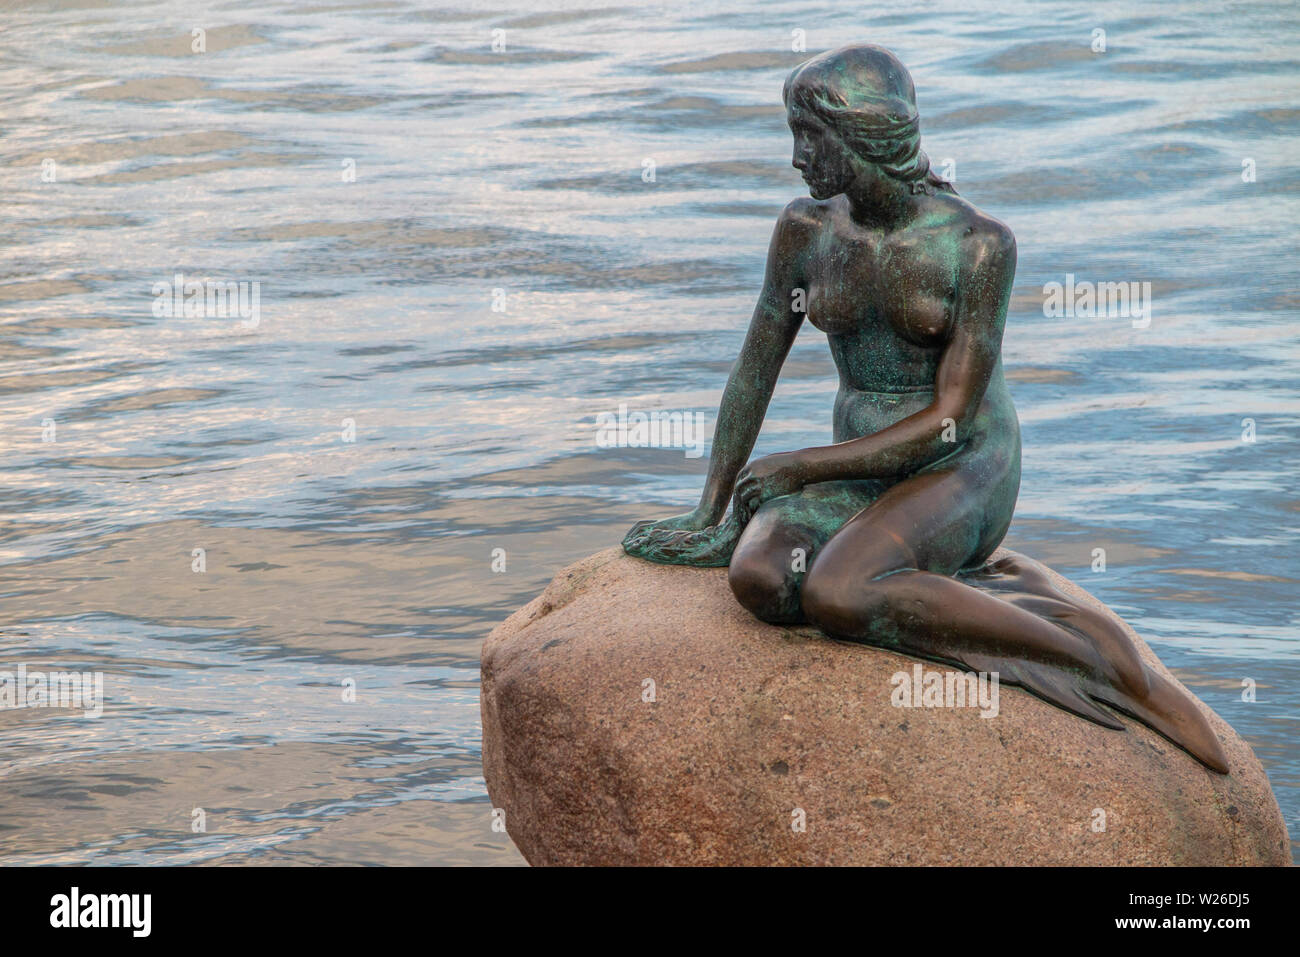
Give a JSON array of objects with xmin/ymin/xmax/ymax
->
[
  {"xmin": 728, "ymin": 551, "xmax": 801, "ymax": 624},
  {"xmin": 800, "ymin": 568, "xmax": 850, "ymax": 635}
]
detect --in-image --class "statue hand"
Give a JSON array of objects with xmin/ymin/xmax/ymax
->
[
  {"xmin": 733, "ymin": 452, "xmax": 804, "ymax": 520},
  {"xmin": 622, "ymin": 512, "xmax": 742, "ymax": 567},
  {"xmin": 624, "ymin": 506, "xmax": 714, "ymax": 542}
]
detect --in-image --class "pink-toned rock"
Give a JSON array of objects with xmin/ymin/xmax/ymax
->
[{"xmin": 480, "ymin": 547, "xmax": 1291, "ymax": 866}]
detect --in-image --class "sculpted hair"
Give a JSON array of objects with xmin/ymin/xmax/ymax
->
[{"xmin": 783, "ymin": 45, "xmax": 956, "ymax": 196}]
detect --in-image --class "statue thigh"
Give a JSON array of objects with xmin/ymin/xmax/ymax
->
[
  {"xmin": 797, "ymin": 464, "xmax": 1006, "ymax": 636},
  {"xmin": 727, "ymin": 478, "xmax": 885, "ymax": 624}
]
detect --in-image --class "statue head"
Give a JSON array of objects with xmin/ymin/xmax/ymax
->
[{"xmin": 783, "ymin": 44, "xmax": 954, "ymax": 201}]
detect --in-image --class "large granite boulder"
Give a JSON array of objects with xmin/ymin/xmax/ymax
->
[{"xmin": 480, "ymin": 547, "xmax": 1291, "ymax": 865}]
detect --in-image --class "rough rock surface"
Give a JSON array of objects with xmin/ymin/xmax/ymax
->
[{"xmin": 481, "ymin": 547, "xmax": 1291, "ymax": 866}]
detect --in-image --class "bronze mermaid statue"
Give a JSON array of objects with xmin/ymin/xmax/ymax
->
[{"xmin": 622, "ymin": 44, "xmax": 1229, "ymax": 774}]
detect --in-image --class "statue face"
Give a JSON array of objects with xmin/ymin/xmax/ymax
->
[{"xmin": 788, "ymin": 105, "xmax": 857, "ymax": 201}]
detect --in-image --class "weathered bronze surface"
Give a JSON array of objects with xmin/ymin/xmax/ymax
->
[{"xmin": 623, "ymin": 44, "xmax": 1229, "ymax": 773}]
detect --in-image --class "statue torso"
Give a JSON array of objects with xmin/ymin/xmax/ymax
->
[{"xmin": 796, "ymin": 194, "xmax": 1016, "ymax": 445}]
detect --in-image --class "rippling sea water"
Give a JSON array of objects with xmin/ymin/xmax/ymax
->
[{"xmin": 0, "ymin": 0, "xmax": 1295, "ymax": 865}]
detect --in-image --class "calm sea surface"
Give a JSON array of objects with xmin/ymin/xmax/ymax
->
[{"xmin": 0, "ymin": 0, "xmax": 1296, "ymax": 864}]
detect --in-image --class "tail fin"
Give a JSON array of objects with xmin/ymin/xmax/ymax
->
[
  {"xmin": 951, "ymin": 647, "xmax": 1228, "ymax": 773},
  {"xmin": 956, "ymin": 552, "xmax": 1230, "ymax": 773},
  {"xmin": 1088, "ymin": 671, "xmax": 1230, "ymax": 774}
]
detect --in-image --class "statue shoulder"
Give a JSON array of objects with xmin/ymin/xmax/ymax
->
[
  {"xmin": 959, "ymin": 208, "xmax": 1016, "ymax": 262},
  {"xmin": 771, "ymin": 197, "xmax": 826, "ymax": 258},
  {"xmin": 776, "ymin": 196, "xmax": 826, "ymax": 235}
]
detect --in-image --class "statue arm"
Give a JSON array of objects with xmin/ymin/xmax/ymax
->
[
  {"xmin": 694, "ymin": 212, "xmax": 808, "ymax": 520},
  {"xmin": 622, "ymin": 203, "xmax": 808, "ymax": 557}
]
